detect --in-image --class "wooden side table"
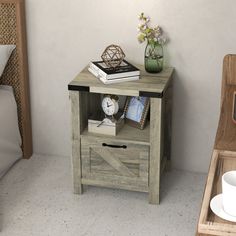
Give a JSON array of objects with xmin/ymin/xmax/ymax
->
[{"xmin": 68, "ymin": 65, "xmax": 174, "ymax": 204}]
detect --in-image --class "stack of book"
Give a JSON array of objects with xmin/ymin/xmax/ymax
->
[{"xmin": 88, "ymin": 60, "xmax": 140, "ymax": 84}]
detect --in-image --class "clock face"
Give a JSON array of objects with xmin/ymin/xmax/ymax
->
[{"xmin": 102, "ymin": 96, "xmax": 119, "ymax": 116}]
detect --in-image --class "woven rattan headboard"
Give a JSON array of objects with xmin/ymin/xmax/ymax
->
[{"xmin": 0, "ymin": 0, "xmax": 32, "ymax": 158}]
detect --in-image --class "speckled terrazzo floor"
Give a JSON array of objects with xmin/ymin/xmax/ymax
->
[{"xmin": 0, "ymin": 154, "xmax": 206, "ymax": 236}]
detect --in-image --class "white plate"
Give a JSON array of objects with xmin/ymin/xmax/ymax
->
[{"xmin": 210, "ymin": 194, "xmax": 236, "ymax": 222}]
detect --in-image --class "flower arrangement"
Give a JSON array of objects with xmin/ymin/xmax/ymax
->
[{"xmin": 137, "ymin": 13, "xmax": 167, "ymax": 45}]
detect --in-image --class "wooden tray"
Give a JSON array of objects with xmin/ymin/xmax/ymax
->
[{"xmin": 198, "ymin": 150, "xmax": 236, "ymax": 236}]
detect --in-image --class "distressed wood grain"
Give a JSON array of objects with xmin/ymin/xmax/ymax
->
[
  {"xmin": 70, "ymin": 91, "xmax": 82, "ymax": 194},
  {"xmin": 149, "ymin": 98, "xmax": 163, "ymax": 204},
  {"xmin": 69, "ymin": 65, "xmax": 173, "ymax": 204},
  {"xmin": 69, "ymin": 66, "xmax": 174, "ymax": 95}
]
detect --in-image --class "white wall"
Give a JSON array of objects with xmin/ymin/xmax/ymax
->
[{"xmin": 26, "ymin": 0, "xmax": 236, "ymax": 173}]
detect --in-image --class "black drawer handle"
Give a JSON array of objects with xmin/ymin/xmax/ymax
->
[{"xmin": 102, "ymin": 143, "xmax": 127, "ymax": 149}]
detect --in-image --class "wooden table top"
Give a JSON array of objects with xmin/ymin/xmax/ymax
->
[{"xmin": 68, "ymin": 65, "xmax": 174, "ymax": 98}]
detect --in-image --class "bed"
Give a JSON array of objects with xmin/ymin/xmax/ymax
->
[{"xmin": 0, "ymin": 0, "xmax": 32, "ymax": 176}]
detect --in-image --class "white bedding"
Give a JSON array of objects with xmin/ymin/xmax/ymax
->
[
  {"xmin": 0, "ymin": 45, "xmax": 16, "ymax": 77},
  {"xmin": 0, "ymin": 85, "xmax": 22, "ymax": 178}
]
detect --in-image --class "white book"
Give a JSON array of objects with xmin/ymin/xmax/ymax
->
[
  {"xmin": 99, "ymin": 75, "xmax": 139, "ymax": 84},
  {"xmin": 88, "ymin": 67, "xmax": 139, "ymax": 84},
  {"xmin": 89, "ymin": 60, "xmax": 140, "ymax": 80}
]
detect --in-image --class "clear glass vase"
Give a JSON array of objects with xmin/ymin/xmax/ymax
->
[{"xmin": 144, "ymin": 41, "xmax": 163, "ymax": 73}]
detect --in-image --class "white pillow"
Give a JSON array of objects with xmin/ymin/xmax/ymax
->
[
  {"xmin": 0, "ymin": 45, "xmax": 16, "ymax": 77},
  {"xmin": 0, "ymin": 85, "xmax": 22, "ymax": 178}
]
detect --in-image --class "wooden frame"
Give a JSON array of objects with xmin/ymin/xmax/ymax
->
[
  {"xmin": 197, "ymin": 55, "xmax": 236, "ymax": 235},
  {"xmin": 232, "ymin": 91, "xmax": 236, "ymax": 124},
  {"xmin": 124, "ymin": 96, "xmax": 150, "ymax": 130},
  {"xmin": 0, "ymin": 0, "xmax": 32, "ymax": 159}
]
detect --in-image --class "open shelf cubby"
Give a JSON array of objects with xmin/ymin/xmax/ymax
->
[{"xmin": 79, "ymin": 92, "xmax": 150, "ymax": 145}]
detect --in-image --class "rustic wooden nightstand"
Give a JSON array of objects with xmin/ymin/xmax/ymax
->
[{"xmin": 68, "ymin": 65, "xmax": 174, "ymax": 204}]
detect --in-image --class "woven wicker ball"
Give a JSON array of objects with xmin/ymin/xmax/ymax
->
[{"xmin": 101, "ymin": 44, "xmax": 125, "ymax": 68}]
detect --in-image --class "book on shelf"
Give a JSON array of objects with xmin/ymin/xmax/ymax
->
[
  {"xmin": 89, "ymin": 60, "xmax": 140, "ymax": 80},
  {"xmin": 88, "ymin": 67, "xmax": 139, "ymax": 84}
]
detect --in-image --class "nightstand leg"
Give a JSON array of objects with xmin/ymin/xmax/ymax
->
[
  {"xmin": 70, "ymin": 91, "xmax": 83, "ymax": 194},
  {"xmin": 149, "ymin": 98, "xmax": 162, "ymax": 204},
  {"xmin": 164, "ymin": 77, "xmax": 173, "ymax": 172}
]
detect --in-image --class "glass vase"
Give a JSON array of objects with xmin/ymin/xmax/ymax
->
[{"xmin": 144, "ymin": 41, "xmax": 163, "ymax": 73}]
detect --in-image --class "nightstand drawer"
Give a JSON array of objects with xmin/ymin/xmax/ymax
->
[{"xmin": 81, "ymin": 136, "xmax": 149, "ymax": 192}]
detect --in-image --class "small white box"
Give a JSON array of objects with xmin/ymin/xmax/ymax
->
[{"xmin": 88, "ymin": 113, "xmax": 124, "ymax": 136}]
